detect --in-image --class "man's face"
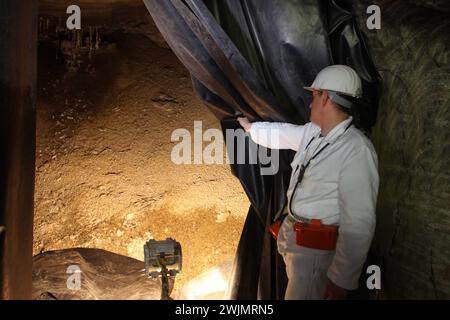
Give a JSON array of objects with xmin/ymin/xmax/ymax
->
[{"xmin": 309, "ymin": 89, "xmax": 323, "ymax": 124}]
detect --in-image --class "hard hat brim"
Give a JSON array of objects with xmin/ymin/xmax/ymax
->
[{"xmin": 304, "ymin": 86, "xmax": 360, "ymax": 98}]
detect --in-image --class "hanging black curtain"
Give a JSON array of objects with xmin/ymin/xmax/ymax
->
[{"xmin": 143, "ymin": 0, "xmax": 381, "ymax": 299}]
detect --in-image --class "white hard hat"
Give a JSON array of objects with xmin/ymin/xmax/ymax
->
[{"xmin": 304, "ymin": 65, "xmax": 362, "ymax": 107}]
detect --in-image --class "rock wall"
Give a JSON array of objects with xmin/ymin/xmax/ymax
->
[
  {"xmin": 39, "ymin": 0, "xmax": 168, "ymax": 48},
  {"xmin": 0, "ymin": 0, "xmax": 37, "ymax": 300},
  {"xmin": 355, "ymin": 0, "xmax": 450, "ymax": 299}
]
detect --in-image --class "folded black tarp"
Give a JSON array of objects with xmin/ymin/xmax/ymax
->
[{"xmin": 143, "ymin": 0, "xmax": 381, "ymax": 299}]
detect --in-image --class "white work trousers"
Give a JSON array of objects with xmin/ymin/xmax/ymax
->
[{"xmin": 277, "ymin": 217, "xmax": 335, "ymax": 300}]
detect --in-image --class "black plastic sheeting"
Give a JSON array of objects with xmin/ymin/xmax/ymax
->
[{"xmin": 143, "ymin": 0, "xmax": 381, "ymax": 299}]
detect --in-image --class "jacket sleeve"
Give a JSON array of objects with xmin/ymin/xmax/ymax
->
[
  {"xmin": 249, "ymin": 122, "xmax": 310, "ymax": 151},
  {"xmin": 327, "ymin": 145, "xmax": 379, "ymax": 290}
]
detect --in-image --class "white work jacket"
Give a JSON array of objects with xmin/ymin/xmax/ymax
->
[{"xmin": 249, "ymin": 117, "xmax": 379, "ymax": 290}]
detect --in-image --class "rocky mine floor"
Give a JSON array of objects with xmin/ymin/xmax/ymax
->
[{"xmin": 34, "ymin": 32, "xmax": 249, "ymax": 296}]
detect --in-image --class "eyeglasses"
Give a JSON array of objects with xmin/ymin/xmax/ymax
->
[{"xmin": 312, "ymin": 90, "xmax": 323, "ymax": 97}]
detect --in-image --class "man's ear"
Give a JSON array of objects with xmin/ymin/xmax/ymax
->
[{"xmin": 321, "ymin": 90, "xmax": 330, "ymax": 107}]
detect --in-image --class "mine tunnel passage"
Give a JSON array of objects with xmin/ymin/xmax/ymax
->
[{"xmin": 34, "ymin": 23, "xmax": 249, "ymax": 295}]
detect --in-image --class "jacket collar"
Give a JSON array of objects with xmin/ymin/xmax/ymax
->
[{"xmin": 320, "ymin": 116, "xmax": 353, "ymax": 144}]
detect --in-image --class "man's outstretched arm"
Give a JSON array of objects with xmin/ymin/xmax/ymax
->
[{"xmin": 237, "ymin": 117, "xmax": 312, "ymax": 151}]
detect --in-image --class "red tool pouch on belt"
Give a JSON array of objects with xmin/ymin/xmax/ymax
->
[{"xmin": 293, "ymin": 219, "xmax": 338, "ymax": 251}]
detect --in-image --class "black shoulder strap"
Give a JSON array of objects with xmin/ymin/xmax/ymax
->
[{"xmin": 287, "ymin": 120, "xmax": 353, "ymax": 218}]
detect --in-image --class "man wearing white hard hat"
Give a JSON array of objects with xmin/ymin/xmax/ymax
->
[{"xmin": 237, "ymin": 65, "xmax": 379, "ymax": 300}]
